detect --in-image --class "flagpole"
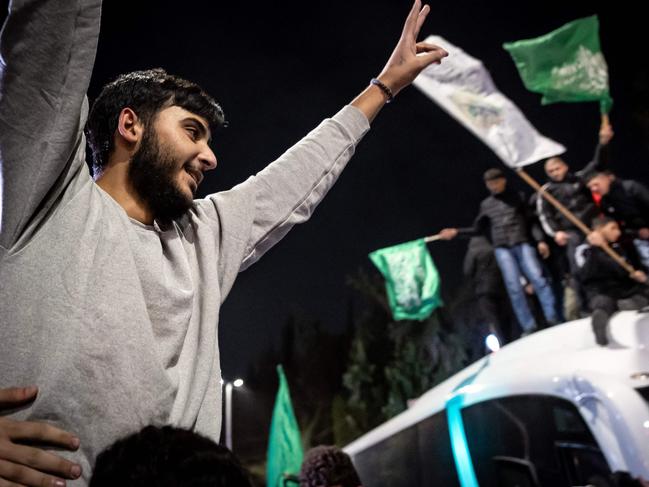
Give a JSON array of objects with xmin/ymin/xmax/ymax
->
[
  {"xmin": 424, "ymin": 234, "xmax": 442, "ymax": 243},
  {"xmin": 516, "ymin": 168, "xmax": 635, "ymax": 274},
  {"xmin": 601, "ymin": 113, "xmax": 611, "ymax": 130}
]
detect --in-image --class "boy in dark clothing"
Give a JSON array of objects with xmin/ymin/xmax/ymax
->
[{"xmin": 576, "ymin": 216, "xmax": 649, "ymax": 345}]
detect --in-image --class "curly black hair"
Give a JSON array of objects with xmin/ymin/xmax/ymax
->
[
  {"xmin": 298, "ymin": 445, "xmax": 361, "ymax": 487},
  {"xmin": 86, "ymin": 68, "xmax": 226, "ymax": 177},
  {"xmin": 90, "ymin": 425, "xmax": 253, "ymax": 487}
]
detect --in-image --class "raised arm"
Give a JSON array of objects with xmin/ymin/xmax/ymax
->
[
  {"xmin": 203, "ymin": 0, "xmax": 447, "ymax": 278},
  {"xmin": 577, "ymin": 121, "xmax": 613, "ymax": 178},
  {"xmin": 0, "ymin": 0, "xmax": 102, "ymax": 249}
]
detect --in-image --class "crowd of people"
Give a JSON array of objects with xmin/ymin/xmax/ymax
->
[{"xmin": 441, "ymin": 122, "xmax": 649, "ymax": 346}]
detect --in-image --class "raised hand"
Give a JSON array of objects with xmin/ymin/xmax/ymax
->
[
  {"xmin": 377, "ymin": 0, "xmax": 448, "ymax": 96},
  {"xmin": 351, "ymin": 0, "xmax": 447, "ymax": 121},
  {"xmin": 0, "ymin": 387, "xmax": 82, "ymax": 487},
  {"xmin": 599, "ymin": 121, "xmax": 614, "ymax": 146}
]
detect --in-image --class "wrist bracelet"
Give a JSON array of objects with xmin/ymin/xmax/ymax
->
[{"xmin": 370, "ymin": 78, "xmax": 394, "ymax": 103}]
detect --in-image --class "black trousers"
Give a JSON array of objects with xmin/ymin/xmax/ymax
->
[
  {"xmin": 588, "ymin": 288, "xmax": 649, "ymax": 344},
  {"xmin": 478, "ymin": 293, "xmax": 512, "ymax": 343}
]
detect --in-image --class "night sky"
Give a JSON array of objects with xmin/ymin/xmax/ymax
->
[{"xmin": 4, "ymin": 0, "xmax": 647, "ymax": 379}]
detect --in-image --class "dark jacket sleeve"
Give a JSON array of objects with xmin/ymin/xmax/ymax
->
[
  {"xmin": 578, "ymin": 247, "xmax": 627, "ymax": 284},
  {"xmin": 463, "ymin": 245, "xmax": 477, "ymax": 277},
  {"xmin": 523, "ymin": 191, "xmax": 545, "ymax": 243},
  {"xmin": 625, "ymin": 180, "xmax": 649, "ymax": 225},
  {"xmin": 577, "ymin": 142, "xmax": 610, "ymax": 178},
  {"xmin": 456, "ymin": 206, "xmax": 488, "ymax": 239},
  {"xmin": 536, "ymin": 186, "xmax": 560, "ymax": 237}
]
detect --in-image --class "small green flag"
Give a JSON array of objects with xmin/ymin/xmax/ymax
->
[
  {"xmin": 503, "ymin": 15, "xmax": 612, "ymax": 113},
  {"xmin": 266, "ymin": 365, "xmax": 304, "ymax": 487},
  {"xmin": 369, "ymin": 238, "xmax": 442, "ymax": 321}
]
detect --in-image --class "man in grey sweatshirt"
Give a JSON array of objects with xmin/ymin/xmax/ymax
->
[{"xmin": 0, "ymin": 0, "xmax": 447, "ymax": 485}]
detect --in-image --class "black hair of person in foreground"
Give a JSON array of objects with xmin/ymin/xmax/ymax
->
[
  {"xmin": 299, "ymin": 445, "xmax": 362, "ymax": 487},
  {"xmin": 90, "ymin": 425, "xmax": 254, "ymax": 487}
]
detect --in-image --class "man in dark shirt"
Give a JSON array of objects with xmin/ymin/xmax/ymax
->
[
  {"xmin": 441, "ymin": 168, "xmax": 557, "ymax": 336},
  {"xmin": 575, "ymin": 216, "xmax": 649, "ymax": 346},
  {"xmin": 536, "ymin": 125, "xmax": 613, "ymax": 319}
]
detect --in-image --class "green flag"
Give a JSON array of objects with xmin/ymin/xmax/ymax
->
[
  {"xmin": 369, "ymin": 238, "xmax": 442, "ymax": 321},
  {"xmin": 503, "ymin": 15, "xmax": 612, "ymax": 113},
  {"xmin": 266, "ymin": 365, "xmax": 304, "ymax": 487}
]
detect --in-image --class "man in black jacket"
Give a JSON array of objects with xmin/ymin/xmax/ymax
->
[
  {"xmin": 586, "ymin": 169, "xmax": 649, "ymax": 271},
  {"xmin": 536, "ymin": 125, "xmax": 613, "ymax": 319},
  {"xmin": 441, "ymin": 168, "xmax": 558, "ymax": 336},
  {"xmin": 576, "ymin": 216, "xmax": 649, "ymax": 346}
]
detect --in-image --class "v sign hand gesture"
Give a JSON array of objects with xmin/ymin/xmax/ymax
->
[
  {"xmin": 351, "ymin": 0, "xmax": 447, "ymax": 121},
  {"xmin": 379, "ymin": 0, "xmax": 448, "ymax": 96}
]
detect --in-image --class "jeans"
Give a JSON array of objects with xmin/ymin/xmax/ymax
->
[{"xmin": 494, "ymin": 243, "xmax": 558, "ymax": 332}]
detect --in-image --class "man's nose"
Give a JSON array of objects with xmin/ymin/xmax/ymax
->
[{"xmin": 199, "ymin": 145, "xmax": 217, "ymax": 171}]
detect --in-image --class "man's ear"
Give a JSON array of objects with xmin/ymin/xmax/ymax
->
[{"xmin": 116, "ymin": 107, "xmax": 144, "ymax": 146}]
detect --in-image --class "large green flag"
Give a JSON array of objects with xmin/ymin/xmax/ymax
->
[
  {"xmin": 369, "ymin": 238, "xmax": 442, "ymax": 321},
  {"xmin": 266, "ymin": 365, "xmax": 304, "ymax": 487},
  {"xmin": 503, "ymin": 16, "xmax": 612, "ymax": 113}
]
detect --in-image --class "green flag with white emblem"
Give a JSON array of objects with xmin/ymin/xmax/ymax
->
[
  {"xmin": 369, "ymin": 238, "xmax": 442, "ymax": 321},
  {"xmin": 503, "ymin": 16, "xmax": 612, "ymax": 113}
]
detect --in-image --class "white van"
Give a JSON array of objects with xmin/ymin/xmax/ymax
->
[{"xmin": 344, "ymin": 311, "xmax": 649, "ymax": 487}]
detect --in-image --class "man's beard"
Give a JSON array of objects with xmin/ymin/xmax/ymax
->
[{"xmin": 128, "ymin": 127, "xmax": 194, "ymax": 225}]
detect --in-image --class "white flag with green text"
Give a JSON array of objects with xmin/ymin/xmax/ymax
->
[{"xmin": 413, "ymin": 35, "xmax": 565, "ymax": 167}]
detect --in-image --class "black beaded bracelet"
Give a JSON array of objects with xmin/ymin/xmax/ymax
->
[{"xmin": 370, "ymin": 78, "xmax": 394, "ymax": 103}]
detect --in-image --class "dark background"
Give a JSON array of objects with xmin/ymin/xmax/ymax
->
[{"xmin": 4, "ymin": 0, "xmax": 648, "ymax": 380}]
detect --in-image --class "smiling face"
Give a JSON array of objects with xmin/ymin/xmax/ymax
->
[{"xmin": 128, "ymin": 106, "xmax": 217, "ymax": 223}]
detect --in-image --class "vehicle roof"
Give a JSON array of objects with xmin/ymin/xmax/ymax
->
[{"xmin": 345, "ymin": 310, "xmax": 649, "ymax": 454}]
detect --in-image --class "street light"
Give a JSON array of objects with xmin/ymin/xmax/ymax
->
[{"xmin": 223, "ymin": 378, "xmax": 244, "ymax": 450}]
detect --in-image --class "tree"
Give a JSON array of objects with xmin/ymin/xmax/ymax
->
[{"xmin": 336, "ymin": 269, "xmax": 470, "ymax": 444}]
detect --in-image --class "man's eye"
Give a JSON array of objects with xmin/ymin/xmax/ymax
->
[{"xmin": 186, "ymin": 127, "xmax": 198, "ymax": 139}]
